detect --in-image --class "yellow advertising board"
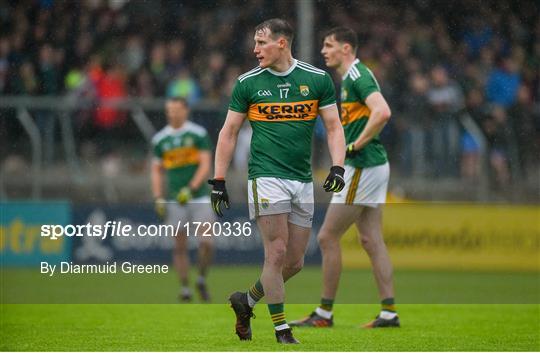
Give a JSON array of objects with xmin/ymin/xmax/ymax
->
[{"xmin": 342, "ymin": 204, "xmax": 540, "ymax": 271}]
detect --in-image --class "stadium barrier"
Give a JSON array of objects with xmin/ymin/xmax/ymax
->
[
  {"xmin": 0, "ymin": 96, "xmax": 225, "ymax": 199},
  {"xmin": 0, "ymin": 201, "xmax": 72, "ymax": 265},
  {"xmin": 2, "ymin": 201, "xmax": 538, "ymax": 271},
  {"xmin": 2, "ymin": 96, "xmax": 499, "ymax": 202}
]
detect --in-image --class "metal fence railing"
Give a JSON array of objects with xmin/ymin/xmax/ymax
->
[
  {"xmin": 1, "ymin": 95, "xmax": 498, "ymax": 201},
  {"xmin": 1, "ymin": 96, "xmax": 225, "ymax": 200}
]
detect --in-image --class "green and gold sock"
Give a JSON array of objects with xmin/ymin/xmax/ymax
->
[
  {"xmin": 381, "ymin": 297, "xmax": 396, "ymax": 313},
  {"xmin": 319, "ymin": 297, "xmax": 334, "ymax": 312},
  {"xmin": 268, "ymin": 303, "xmax": 287, "ymax": 328},
  {"xmin": 247, "ymin": 279, "xmax": 264, "ymax": 305}
]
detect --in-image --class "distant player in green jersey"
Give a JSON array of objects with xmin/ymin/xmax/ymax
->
[
  {"xmin": 151, "ymin": 97, "xmax": 214, "ymax": 302},
  {"xmin": 290, "ymin": 27, "xmax": 399, "ymax": 329},
  {"xmin": 208, "ymin": 19, "xmax": 346, "ymax": 344}
]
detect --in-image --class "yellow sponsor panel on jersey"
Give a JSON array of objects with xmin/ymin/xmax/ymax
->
[
  {"xmin": 341, "ymin": 102, "xmax": 371, "ymax": 125},
  {"xmin": 341, "ymin": 203, "xmax": 540, "ymax": 271},
  {"xmin": 162, "ymin": 146, "xmax": 199, "ymax": 169},
  {"xmin": 248, "ymin": 100, "xmax": 319, "ymax": 122}
]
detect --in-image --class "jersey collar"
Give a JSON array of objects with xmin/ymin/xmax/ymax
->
[
  {"xmin": 167, "ymin": 121, "xmax": 190, "ymax": 134},
  {"xmin": 266, "ymin": 58, "xmax": 297, "ymax": 76},
  {"xmin": 342, "ymin": 58, "xmax": 360, "ymax": 80}
]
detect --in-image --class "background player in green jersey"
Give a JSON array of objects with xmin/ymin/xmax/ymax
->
[
  {"xmin": 208, "ymin": 19, "xmax": 346, "ymax": 344},
  {"xmin": 291, "ymin": 27, "xmax": 399, "ymax": 329},
  {"xmin": 151, "ymin": 97, "xmax": 214, "ymax": 302}
]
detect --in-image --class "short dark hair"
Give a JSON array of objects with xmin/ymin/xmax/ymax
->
[
  {"xmin": 324, "ymin": 27, "xmax": 358, "ymax": 53},
  {"xmin": 255, "ymin": 18, "xmax": 294, "ymax": 47},
  {"xmin": 166, "ymin": 96, "xmax": 188, "ymax": 107}
]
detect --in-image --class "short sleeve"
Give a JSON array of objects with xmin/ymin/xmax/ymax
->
[
  {"xmin": 153, "ymin": 141, "xmax": 162, "ymax": 159},
  {"xmin": 196, "ymin": 132, "xmax": 212, "ymax": 151},
  {"xmin": 319, "ymin": 73, "xmax": 337, "ymax": 108},
  {"xmin": 229, "ymin": 79, "xmax": 249, "ymax": 113},
  {"xmin": 353, "ymin": 66, "xmax": 380, "ymax": 102}
]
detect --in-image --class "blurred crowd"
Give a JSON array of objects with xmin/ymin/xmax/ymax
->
[
  {"xmin": 321, "ymin": 0, "xmax": 540, "ymax": 187},
  {"xmin": 0, "ymin": 0, "xmax": 538, "ymax": 189}
]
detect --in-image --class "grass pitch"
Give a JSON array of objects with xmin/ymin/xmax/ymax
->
[
  {"xmin": 2, "ymin": 266, "xmax": 538, "ymax": 304},
  {"xmin": 1, "ymin": 266, "xmax": 539, "ymax": 351},
  {"xmin": 1, "ymin": 303, "xmax": 539, "ymax": 351}
]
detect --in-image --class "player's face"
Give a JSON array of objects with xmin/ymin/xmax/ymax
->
[
  {"xmin": 253, "ymin": 28, "xmax": 282, "ymax": 68},
  {"xmin": 321, "ymin": 35, "xmax": 344, "ymax": 68},
  {"xmin": 165, "ymin": 101, "xmax": 189, "ymax": 127}
]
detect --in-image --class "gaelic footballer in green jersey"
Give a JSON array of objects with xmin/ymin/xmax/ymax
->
[
  {"xmin": 209, "ymin": 18, "xmax": 346, "ymax": 344},
  {"xmin": 152, "ymin": 122, "xmax": 212, "ymax": 200},
  {"xmin": 340, "ymin": 59, "xmax": 388, "ymax": 169},
  {"xmin": 229, "ymin": 59, "xmax": 337, "ymax": 182},
  {"xmin": 150, "ymin": 97, "xmax": 214, "ymax": 303},
  {"xmin": 290, "ymin": 27, "xmax": 399, "ymax": 329},
  {"xmin": 332, "ymin": 58, "xmax": 391, "ymax": 205}
]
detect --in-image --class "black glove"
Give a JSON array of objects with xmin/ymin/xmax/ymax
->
[
  {"xmin": 323, "ymin": 166, "xmax": 345, "ymax": 192},
  {"xmin": 208, "ymin": 179, "xmax": 229, "ymax": 217},
  {"xmin": 346, "ymin": 142, "xmax": 358, "ymax": 158}
]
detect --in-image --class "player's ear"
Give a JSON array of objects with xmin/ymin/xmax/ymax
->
[{"xmin": 278, "ymin": 37, "xmax": 287, "ymax": 49}]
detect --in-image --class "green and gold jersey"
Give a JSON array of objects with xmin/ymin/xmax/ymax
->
[
  {"xmin": 229, "ymin": 59, "xmax": 337, "ymax": 182},
  {"xmin": 341, "ymin": 58, "xmax": 388, "ymax": 168},
  {"xmin": 152, "ymin": 121, "xmax": 212, "ymax": 200}
]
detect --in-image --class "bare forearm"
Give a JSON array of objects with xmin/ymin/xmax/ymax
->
[
  {"xmin": 189, "ymin": 156, "xmax": 211, "ymax": 190},
  {"xmin": 212, "ymin": 110, "xmax": 246, "ymax": 179},
  {"xmin": 214, "ymin": 130, "xmax": 237, "ymax": 179},
  {"xmin": 327, "ymin": 126, "xmax": 346, "ymax": 167},
  {"xmin": 151, "ymin": 165, "xmax": 164, "ymax": 199},
  {"xmin": 319, "ymin": 105, "xmax": 346, "ymax": 167},
  {"xmin": 353, "ymin": 110, "xmax": 389, "ymax": 150}
]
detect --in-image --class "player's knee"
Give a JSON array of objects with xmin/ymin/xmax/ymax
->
[
  {"xmin": 265, "ymin": 253, "xmax": 286, "ymax": 268},
  {"xmin": 318, "ymin": 232, "xmax": 339, "ymax": 251},
  {"xmin": 284, "ymin": 258, "xmax": 304, "ymax": 275},
  {"xmin": 359, "ymin": 235, "xmax": 372, "ymax": 251},
  {"xmin": 359, "ymin": 231, "xmax": 381, "ymax": 252},
  {"xmin": 265, "ymin": 242, "xmax": 287, "ymax": 267}
]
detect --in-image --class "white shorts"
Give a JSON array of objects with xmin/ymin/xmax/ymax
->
[
  {"xmin": 330, "ymin": 163, "xmax": 389, "ymax": 207},
  {"xmin": 248, "ymin": 177, "xmax": 314, "ymax": 228},
  {"xmin": 165, "ymin": 196, "xmax": 216, "ymax": 226}
]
